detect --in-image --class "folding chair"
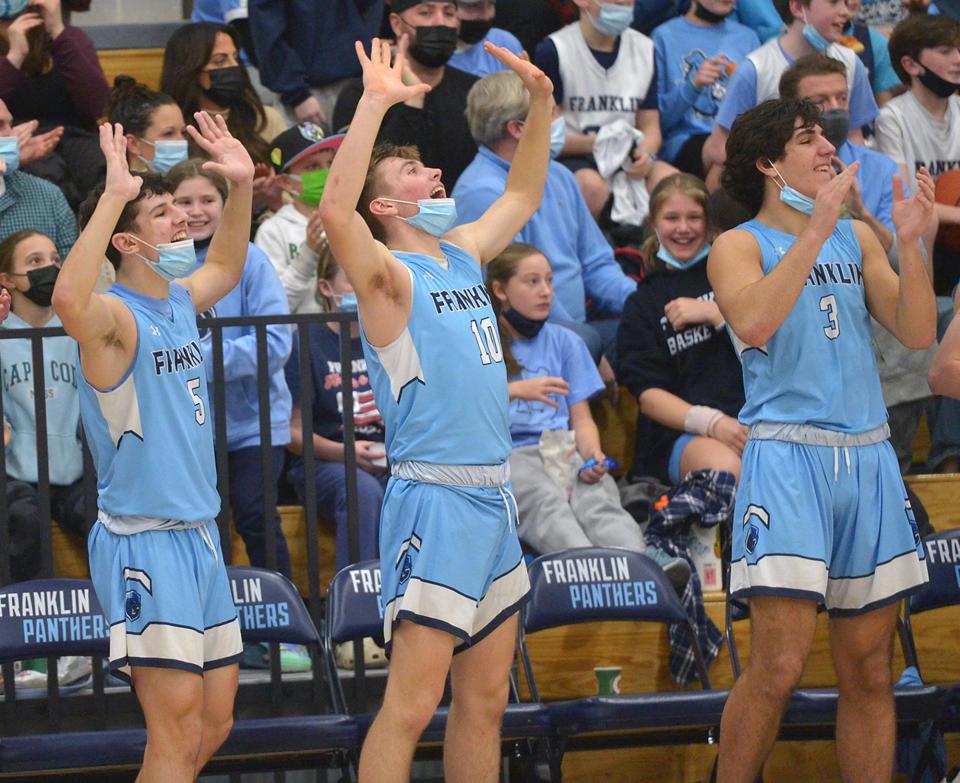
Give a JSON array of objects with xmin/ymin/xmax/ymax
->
[
  {"xmin": 220, "ymin": 566, "xmax": 359, "ymax": 773},
  {"xmin": 903, "ymin": 529, "xmax": 960, "ymax": 731},
  {"xmin": 324, "ymin": 559, "xmax": 553, "ymax": 776},
  {"xmin": 519, "ymin": 547, "xmax": 729, "ymax": 780}
]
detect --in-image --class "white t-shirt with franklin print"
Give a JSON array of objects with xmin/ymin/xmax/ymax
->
[{"xmin": 874, "ymin": 90, "xmax": 960, "ymax": 195}]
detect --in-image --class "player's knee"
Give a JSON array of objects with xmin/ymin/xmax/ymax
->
[
  {"xmin": 149, "ymin": 711, "xmax": 204, "ymax": 764},
  {"xmin": 751, "ymin": 651, "xmax": 805, "ymax": 699},
  {"xmin": 203, "ymin": 711, "xmax": 234, "ymax": 752},
  {"xmin": 838, "ymin": 650, "xmax": 893, "ymax": 698},
  {"xmin": 453, "ymin": 676, "xmax": 510, "ymax": 726},
  {"xmin": 383, "ymin": 684, "xmax": 444, "ymax": 738}
]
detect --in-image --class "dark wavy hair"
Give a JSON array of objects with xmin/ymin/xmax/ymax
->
[
  {"xmin": 721, "ymin": 98, "xmax": 822, "ymax": 217},
  {"xmin": 160, "ymin": 22, "xmax": 270, "ymax": 164},
  {"xmin": 107, "ymin": 75, "xmax": 180, "ymax": 137},
  {"xmin": 486, "ymin": 242, "xmax": 546, "ymax": 377}
]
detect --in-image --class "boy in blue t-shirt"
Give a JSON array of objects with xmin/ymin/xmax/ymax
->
[
  {"xmin": 652, "ymin": 0, "xmax": 760, "ymax": 180},
  {"xmin": 448, "ymin": 0, "xmax": 527, "ymax": 78}
]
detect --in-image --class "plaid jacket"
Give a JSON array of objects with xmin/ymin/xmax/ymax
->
[
  {"xmin": 0, "ymin": 171, "xmax": 77, "ymax": 260},
  {"xmin": 644, "ymin": 469, "xmax": 736, "ymax": 686}
]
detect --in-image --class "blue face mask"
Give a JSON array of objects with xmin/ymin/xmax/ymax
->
[
  {"xmin": 656, "ymin": 239, "xmax": 711, "ymax": 270},
  {"xmin": 768, "ymin": 160, "xmax": 816, "ymax": 216},
  {"xmin": 588, "ymin": 1, "xmax": 634, "ymax": 36},
  {"xmin": 131, "ymin": 235, "xmax": 199, "ymax": 281},
  {"xmin": 0, "ymin": 135, "xmax": 20, "ymax": 174},
  {"xmin": 801, "ymin": 9, "xmax": 831, "ymax": 52},
  {"xmin": 338, "ymin": 292, "xmax": 358, "ymax": 312},
  {"xmin": 549, "ymin": 117, "xmax": 567, "ymax": 160},
  {"xmin": 382, "ymin": 197, "xmax": 459, "ymax": 237},
  {"xmin": 141, "ymin": 139, "xmax": 189, "ymax": 175}
]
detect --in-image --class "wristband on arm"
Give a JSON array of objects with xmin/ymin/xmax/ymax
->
[{"xmin": 684, "ymin": 405, "xmax": 724, "ymax": 437}]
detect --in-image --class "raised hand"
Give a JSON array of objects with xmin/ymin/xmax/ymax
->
[
  {"xmin": 356, "ymin": 36, "xmax": 431, "ymax": 109},
  {"xmin": 20, "ymin": 125, "xmax": 63, "ymax": 165},
  {"xmin": 187, "ymin": 111, "xmax": 255, "ymax": 186},
  {"xmin": 99, "ymin": 123, "xmax": 142, "ymax": 203},
  {"xmin": 0, "ymin": 287, "xmax": 9, "ymax": 323},
  {"xmin": 892, "ymin": 167, "xmax": 935, "ymax": 244},
  {"xmin": 809, "ymin": 159, "xmax": 860, "ymax": 237},
  {"xmin": 484, "ymin": 41, "xmax": 553, "ymax": 100},
  {"xmin": 5, "ymin": 12, "xmax": 43, "ymax": 67}
]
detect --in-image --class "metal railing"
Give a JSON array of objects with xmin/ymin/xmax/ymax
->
[{"xmin": 0, "ymin": 312, "xmax": 374, "ymax": 771}]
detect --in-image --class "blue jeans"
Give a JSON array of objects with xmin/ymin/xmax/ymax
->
[
  {"xmin": 287, "ymin": 459, "xmax": 387, "ymax": 571},
  {"xmin": 229, "ymin": 446, "xmax": 292, "ymax": 578}
]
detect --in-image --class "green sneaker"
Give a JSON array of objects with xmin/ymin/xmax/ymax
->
[{"xmin": 278, "ymin": 643, "xmax": 312, "ymax": 673}]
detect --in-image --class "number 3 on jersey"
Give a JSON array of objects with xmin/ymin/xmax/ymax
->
[
  {"xmin": 819, "ymin": 294, "xmax": 840, "ymax": 340},
  {"xmin": 471, "ymin": 317, "xmax": 503, "ymax": 365},
  {"xmin": 186, "ymin": 377, "xmax": 206, "ymax": 425}
]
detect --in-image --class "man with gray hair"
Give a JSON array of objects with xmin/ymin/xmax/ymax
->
[{"xmin": 453, "ymin": 69, "xmax": 637, "ymax": 359}]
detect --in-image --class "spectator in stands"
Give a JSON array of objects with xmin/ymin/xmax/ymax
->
[
  {"xmin": 0, "ymin": 0, "xmax": 107, "ymax": 209},
  {"xmin": 492, "ymin": 0, "xmax": 572, "ymax": 55},
  {"xmin": 534, "ymin": 0, "xmax": 675, "ymax": 219},
  {"xmin": 284, "ymin": 242, "xmax": 387, "ymax": 573},
  {"xmin": 160, "ymin": 21, "xmax": 288, "ymax": 212},
  {"xmin": 448, "ymin": 0, "xmax": 526, "ymax": 78},
  {"xmin": 249, "ymin": 0, "xmax": 381, "ymax": 130},
  {"xmin": 254, "ymin": 124, "xmax": 344, "ymax": 314},
  {"xmin": 877, "ymin": 14, "xmax": 960, "ymax": 290},
  {"xmin": 617, "ymin": 174, "xmax": 745, "ymax": 484},
  {"xmin": 487, "ymin": 241, "xmax": 689, "ymax": 584},
  {"xmin": 332, "ymin": 0, "xmax": 479, "ymax": 191},
  {"xmin": 856, "ymin": 0, "xmax": 931, "ymax": 35},
  {"xmin": 702, "ymin": 0, "xmax": 879, "ymax": 186},
  {"xmin": 106, "ymin": 77, "xmax": 188, "ymax": 175},
  {"xmin": 0, "ymin": 228, "xmax": 89, "ymax": 585},
  {"xmin": 652, "ymin": 0, "xmax": 761, "ymax": 181},
  {"xmin": 779, "ymin": 53, "xmax": 943, "ymax": 473},
  {"xmin": 843, "ymin": 0, "xmax": 902, "ymax": 103},
  {"xmin": 0, "ymin": 98, "xmax": 76, "ymax": 259},
  {"xmin": 454, "ymin": 69, "xmax": 636, "ymax": 360},
  {"xmin": 167, "ymin": 162, "xmax": 306, "ymax": 670}
]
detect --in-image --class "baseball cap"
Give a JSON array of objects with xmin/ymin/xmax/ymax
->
[
  {"xmin": 390, "ymin": 0, "xmax": 457, "ymax": 13},
  {"xmin": 268, "ymin": 123, "xmax": 345, "ymax": 173}
]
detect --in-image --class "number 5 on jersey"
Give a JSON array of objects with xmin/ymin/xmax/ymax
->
[
  {"xmin": 471, "ymin": 317, "xmax": 503, "ymax": 365},
  {"xmin": 187, "ymin": 377, "xmax": 206, "ymax": 424}
]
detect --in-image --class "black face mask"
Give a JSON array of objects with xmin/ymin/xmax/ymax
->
[
  {"xmin": 820, "ymin": 108, "xmax": 850, "ymax": 150},
  {"xmin": 194, "ymin": 235, "xmax": 213, "ymax": 251},
  {"xmin": 409, "ymin": 25, "xmax": 458, "ymax": 68},
  {"xmin": 504, "ymin": 307, "xmax": 546, "ymax": 339},
  {"xmin": 17, "ymin": 264, "xmax": 59, "ymax": 308},
  {"xmin": 203, "ymin": 65, "xmax": 247, "ymax": 107},
  {"xmin": 692, "ymin": 2, "xmax": 730, "ymax": 24},
  {"xmin": 459, "ymin": 18, "xmax": 493, "ymax": 45},
  {"xmin": 917, "ymin": 61, "xmax": 960, "ymax": 99}
]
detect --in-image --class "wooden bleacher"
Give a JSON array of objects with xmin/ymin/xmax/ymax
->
[{"xmin": 97, "ymin": 48, "xmax": 164, "ymax": 91}]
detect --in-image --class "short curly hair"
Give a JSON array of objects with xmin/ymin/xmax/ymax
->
[{"xmin": 721, "ymin": 98, "xmax": 822, "ymax": 217}]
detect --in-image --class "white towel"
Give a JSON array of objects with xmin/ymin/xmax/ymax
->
[{"xmin": 593, "ymin": 119, "xmax": 651, "ymax": 227}]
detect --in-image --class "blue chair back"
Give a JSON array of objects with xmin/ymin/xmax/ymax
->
[
  {"xmin": 910, "ymin": 531, "xmax": 960, "ymax": 615},
  {"xmin": 524, "ymin": 547, "xmax": 689, "ymax": 633},
  {"xmin": 325, "ymin": 559, "xmax": 384, "ymax": 646},
  {"xmin": 227, "ymin": 566, "xmax": 319, "ymax": 645},
  {"xmin": 0, "ymin": 578, "xmax": 109, "ymax": 661}
]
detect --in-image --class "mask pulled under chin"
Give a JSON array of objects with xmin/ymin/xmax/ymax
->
[
  {"xmin": 130, "ymin": 235, "xmax": 200, "ymax": 281},
  {"xmin": 504, "ymin": 306, "xmax": 546, "ymax": 339}
]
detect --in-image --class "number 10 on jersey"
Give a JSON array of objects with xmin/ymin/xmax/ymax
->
[{"xmin": 471, "ymin": 317, "xmax": 503, "ymax": 365}]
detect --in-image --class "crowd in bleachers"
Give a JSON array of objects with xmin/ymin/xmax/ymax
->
[{"xmin": 2, "ymin": 0, "xmax": 960, "ymax": 675}]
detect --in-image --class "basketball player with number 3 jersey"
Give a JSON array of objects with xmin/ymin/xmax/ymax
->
[
  {"xmin": 53, "ymin": 113, "xmax": 254, "ymax": 782},
  {"xmin": 708, "ymin": 97, "xmax": 936, "ymax": 783},
  {"xmin": 319, "ymin": 34, "xmax": 553, "ymax": 783}
]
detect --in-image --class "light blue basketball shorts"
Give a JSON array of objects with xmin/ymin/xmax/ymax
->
[
  {"xmin": 730, "ymin": 425, "xmax": 928, "ymax": 616},
  {"xmin": 380, "ymin": 462, "xmax": 531, "ymax": 655},
  {"xmin": 89, "ymin": 518, "xmax": 243, "ymax": 682}
]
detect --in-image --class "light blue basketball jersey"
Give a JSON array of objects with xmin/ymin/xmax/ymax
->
[
  {"xmin": 0, "ymin": 312, "xmax": 82, "ymax": 485},
  {"xmin": 78, "ymin": 283, "xmax": 220, "ymax": 525},
  {"xmin": 360, "ymin": 241, "xmax": 512, "ymax": 466},
  {"xmin": 734, "ymin": 219, "xmax": 887, "ymax": 432}
]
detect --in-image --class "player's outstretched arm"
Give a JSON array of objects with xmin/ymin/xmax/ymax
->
[
  {"xmin": 318, "ymin": 37, "xmax": 430, "ymax": 300},
  {"xmin": 180, "ymin": 111, "xmax": 255, "ymax": 313},
  {"xmin": 448, "ymin": 43, "xmax": 553, "ymax": 265},
  {"xmin": 709, "ymin": 161, "xmax": 860, "ymax": 347},
  {"xmin": 52, "ymin": 123, "xmax": 138, "ymax": 387},
  {"xmin": 862, "ymin": 168, "xmax": 937, "ymax": 350}
]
